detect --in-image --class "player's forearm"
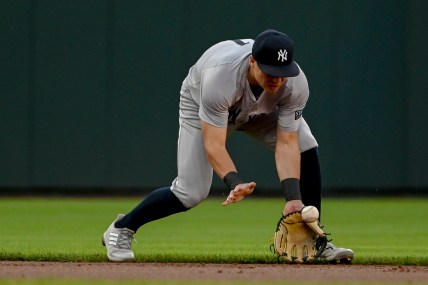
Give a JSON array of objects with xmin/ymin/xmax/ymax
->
[
  {"xmin": 276, "ymin": 143, "xmax": 303, "ymax": 214},
  {"xmin": 200, "ymin": 120, "xmax": 238, "ymax": 179},
  {"xmin": 275, "ymin": 129, "xmax": 301, "ymax": 181},
  {"xmin": 204, "ymin": 144, "xmax": 237, "ymax": 179},
  {"xmin": 275, "ymin": 144, "xmax": 300, "ymax": 181}
]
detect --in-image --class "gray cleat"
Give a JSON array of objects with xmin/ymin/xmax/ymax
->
[
  {"xmin": 102, "ymin": 214, "xmax": 135, "ymax": 262},
  {"xmin": 318, "ymin": 242, "xmax": 354, "ymax": 263}
]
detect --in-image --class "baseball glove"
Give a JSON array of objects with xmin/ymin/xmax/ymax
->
[{"xmin": 272, "ymin": 208, "xmax": 328, "ymax": 263}]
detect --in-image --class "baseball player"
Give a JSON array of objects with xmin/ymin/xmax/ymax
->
[{"xmin": 102, "ymin": 29, "xmax": 354, "ymax": 262}]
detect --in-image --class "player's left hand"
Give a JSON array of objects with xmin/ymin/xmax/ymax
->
[
  {"xmin": 283, "ymin": 200, "xmax": 305, "ymax": 215},
  {"xmin": 222, "ymin": 182, "xmax": 256, "ymax": 206}
]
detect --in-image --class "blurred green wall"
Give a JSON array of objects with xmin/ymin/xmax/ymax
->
[{"xmin": 1, "ymin": 0, "xmax": 427, "ymax": 192}]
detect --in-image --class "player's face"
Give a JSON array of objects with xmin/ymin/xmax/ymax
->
[{"xmin": 249, "ymin": 57, "xmax": 287, "ymax": 93}]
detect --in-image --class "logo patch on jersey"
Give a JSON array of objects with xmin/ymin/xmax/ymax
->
[
  {"xmin": 278, "ymin": 49, "xmax": 288, "ymax": 62},
  {"xmin": 295, "ymin": 109, "xmax": 303, "ymax": 120}
]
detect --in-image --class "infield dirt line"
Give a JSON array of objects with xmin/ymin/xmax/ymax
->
[{"xmin": 1, "ymin": 261, "xmax": 428, "ymax": 283}]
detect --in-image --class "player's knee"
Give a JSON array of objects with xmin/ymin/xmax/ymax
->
[
  {"xmin": 170, "ymin": 178, "xmax": 211, "ymax": 208},
  {"xmin": 185, "ymin": 193, "xmax": 209, "ymax": 208},
  {"xmin": 175, "ymin": 191, "xmax": 209, "ymax": 209}
]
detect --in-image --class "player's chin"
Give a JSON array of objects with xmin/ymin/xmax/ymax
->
[{"xmin": 265, "ymin": 85, "xmax": 280, "ymax": 93}]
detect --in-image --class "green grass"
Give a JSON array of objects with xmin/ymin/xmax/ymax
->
[{"xmin": 1, "ymin": 197, "xmax": 428, "ymax": 265}]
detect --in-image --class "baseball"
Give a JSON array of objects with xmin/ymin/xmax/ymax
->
[{"xmin": 301, "ymin": 206, "xmax": 319, "ymax": 223}]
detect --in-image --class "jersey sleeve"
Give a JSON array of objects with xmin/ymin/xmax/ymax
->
[
  {"xmin": 198, "ymin": 67, "xmax": 238, "ymax": 128},
  {"xmin": 277, "ymin": 70, "xmax": 309, "ymax": 132}
]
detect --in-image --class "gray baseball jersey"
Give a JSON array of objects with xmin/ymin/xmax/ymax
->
[{"xmin": 171, "ymin": 39, "xmax": 318, "ymax": 208}]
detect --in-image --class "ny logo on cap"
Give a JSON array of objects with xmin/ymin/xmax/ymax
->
[{"xmin": 278, "ymin": 49, "xmax": 288, "ymax": 62}]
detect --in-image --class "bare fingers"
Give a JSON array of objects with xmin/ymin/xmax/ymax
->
[{"xmin": 222, "ymin": 182, "xmax": 256, "ymax": 206}]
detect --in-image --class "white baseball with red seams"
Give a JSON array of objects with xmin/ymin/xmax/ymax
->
[{"xmin": 301, "ymin": 206, "xmax": 319, "ymax": 223}]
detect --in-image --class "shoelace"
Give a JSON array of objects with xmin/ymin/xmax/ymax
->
[{"xmin": 116, "ymin": 229, "xmax": 136, "ymax": 249}]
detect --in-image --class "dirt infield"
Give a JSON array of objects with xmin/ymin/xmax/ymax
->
[{"xmin": 1, "ymin": 261, "xmax": 428, "ymax": 283}]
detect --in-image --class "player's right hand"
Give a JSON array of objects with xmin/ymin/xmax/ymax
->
[{"xmin": 222, "ymin": 182, "xmax": 256, "ymax": 206}]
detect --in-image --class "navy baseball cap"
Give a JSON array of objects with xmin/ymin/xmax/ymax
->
[{"xmin": 252, "ymin": 29, "xmax": 300, "ymax": 77}]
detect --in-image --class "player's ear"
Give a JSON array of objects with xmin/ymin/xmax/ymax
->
[
  {"xmin": 249, "ymin": 55, "xmax": 256, "ymax": 64},
  {"xmin": 249, "ymin": 56, "xmax": 258, "ymax": 69}
]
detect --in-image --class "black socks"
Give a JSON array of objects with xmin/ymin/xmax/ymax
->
[
  {"xmin": 115, "ymin": 187, "xmax": 188, "ymax": 232},
  {"xmin": 300, "ymin": 147, "xmax": 322, "ymax": 218}
]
